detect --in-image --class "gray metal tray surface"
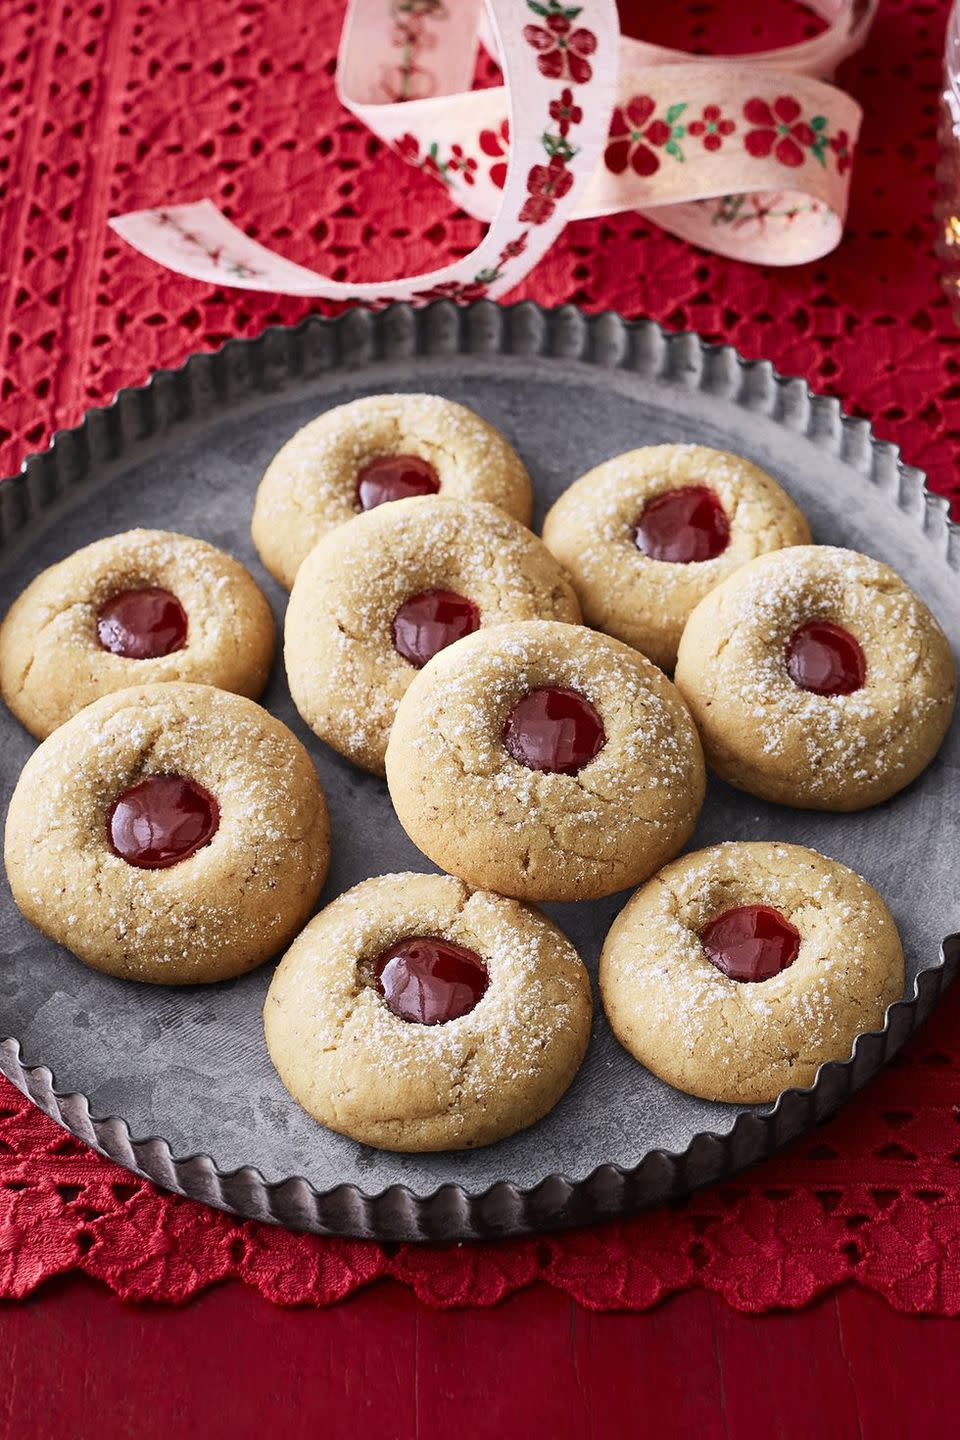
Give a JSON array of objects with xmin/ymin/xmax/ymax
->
[{"xmin": 0, "ymin": 302, "xmax": 957, "ymax": 1242}]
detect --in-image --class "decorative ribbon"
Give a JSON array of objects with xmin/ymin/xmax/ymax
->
[{"xmin": 110, "ymin": 0, "xmax": 875, "ymax": 300}]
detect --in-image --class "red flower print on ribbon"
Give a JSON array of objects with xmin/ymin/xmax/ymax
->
[
  {"xmin": 394, "ymin": 132, "xmax": 441, "ymax": 180},
  {"xmin": 830, "ymin": 129, "xmax": 852, "ymax": 174},
  {"xmin": 743, "ymin": 96, "xmax": 829, "ymax": 167},
  {"xmin": 687, "ymin": 104, "xmax": 736, "ymax": 152},
  {"xmin": 153, "ymin": 210, "xmax": 262, "ymax": 278},
  {"xmin": 549, "ymin": 87, "xmax": 583, "ymax": 137},
  {"xmin": 520, "ymin": 155, "xmax": 573, "ymax": 224},
  {"xmin": 523, "ymin": 10, "xmax": 598, "ymax": 85},
  {"xmin": 395, "ymin": 136, "xmax": 476, "ymax": 187},
  {"xmin": 604, "ymin": 96, "xmax": 671, "ymax": 178},
  {"xmin": 446, "ymin": 143, "xmax": 478, "ymax": 186},
  {"xmin": 395, "ymin": 132, "xmax": 421, "ymax": 163},
  {"xmin": 710, "ymin": 191, "xmax": 824, "ymax": 233},
  {"xmin": 479, "ymin": 119, "xmax": 510, "ymax": 190},
  {"xmin": 382, "ymin": 0, "xmax": 444, "ymax": 101},
  {"xmin": 412, "ymin": 280, "xmax": 491, "ymax": 304},
  {"xmin": 499, "ymin": 233, "xmax": 529, "ymax": 262}
]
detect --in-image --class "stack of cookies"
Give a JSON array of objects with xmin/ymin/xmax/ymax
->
[{"xmin": 2, "ymin": 392, "xmax": 954, "ymax": 1153}]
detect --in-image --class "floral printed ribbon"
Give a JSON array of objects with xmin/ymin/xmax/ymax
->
[{"xmin": 110, "ymin": 0, "xmax": 875, "ymax": 299}]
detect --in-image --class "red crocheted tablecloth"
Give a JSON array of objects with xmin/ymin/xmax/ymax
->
[{"xmin": 1, "ymin": 0, "xmax": 959, "ymax": 1312}]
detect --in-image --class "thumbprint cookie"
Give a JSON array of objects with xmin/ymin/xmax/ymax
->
[
  {"xmin": 674, "ymin": 545, "xmax": 956, "ymax": 810},
  {"xmin": 4, "ymin": 683, "xmax": 330, "ymax": 983},
  {"xmin": 385, "ymin": 620, "xmax": 705, "ymax": 902},
  {"xmin": 541, "ymin": 444, "xmax": 810, "ymax": 670},
  {"xmin": 264, "ymin": 872, "xmax": 592, "ymax": 1151},
  {"xmin": 252, "ymin": 393, "xmax": 533, "ymax": 588},
  {"xmin": 600, "ymin": 842, "xmax": 904, "ymax": 1102},
  {"xmin": 284, "ymin": 496, "xmax": 580, "ymax": 774},
  {"xmin": 0, "ymin": 529, "xmax": 274, "ymax": 738}
]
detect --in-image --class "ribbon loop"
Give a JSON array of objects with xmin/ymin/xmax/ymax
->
[{"xmin": 111, "ymin": 0, "xmax": 874, "ymax": 296}]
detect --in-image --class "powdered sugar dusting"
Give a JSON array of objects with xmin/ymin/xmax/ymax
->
[
  {"xmin": 602, "ymin": 841, "xmax": 903, "ymax": 1100},
  {"xmin": 266, "ymin": 873, "xmax": 591, "ymax": 1144},
  {"xmin": 5, "ymin": 683, "xmax": 327, "ymax": 977},
  {"xmin": 285, "ymin": 496, "xmax": 577, "ymax": 772},
  {"xmin": 386, "ymin": 620, "xmax": 705, "ymax": 898},
  {"xmin": 676, "ymin": 545, "xmax": 956, "ymax": 805},
  {"xmin": 541, "ymin": 444, "xmax": 810, "ymax": 668}
]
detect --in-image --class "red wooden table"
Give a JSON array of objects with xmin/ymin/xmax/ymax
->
[
  {"xmin": 0, "ymin": 1279, "xmax": 955, "ymax": 1437},
  {"xmin": 3, "ymin": 0, "xmax": 960, "ymax": 1430}
]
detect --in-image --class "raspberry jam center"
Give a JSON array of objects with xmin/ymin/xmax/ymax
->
[
  {"xmin": 374, "ymin": 936, "xmax": 489, "ymax": 1025},
  {"xmin": 356, "ymin": 454, "xmax": 440, "ymax": 510},
  {"xmin": 785, "ymin": 620, "xmax": 866, "ymax": 696},
  {"xmin": 392, "ymin": 589, "xmax": 480, "ymax": 668},
  {"xmin": 107, "ymin": 775, "xmax": 220, "ymax": 869},
  {"xmin": 503, "ymin": 687, "xmax": 606, "ymax": 775},
  {"xmin": 635, "ymin": 485, "xmax": 730, "ymax": 563},
  {"xmin": 96, "ymin": 587, "xmax": 188, "ymax": 660},
  {"xmin": 700, "ymin": 904, "xmax": 801, "ymax": 983}
]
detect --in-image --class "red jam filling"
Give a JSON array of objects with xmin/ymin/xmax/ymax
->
[
  {"xmin": 374, "ymin": 936, "xmax": 489, "ymax": 1025},
  {"xmin": 635, "ymin": 485, "xmax": 731, "ymax": 564},
  {"xmin": 502, "ymin": 686, "xmax": 606, "ymax": 775},
  {"xmin": 785, "ymin": 620, "xmax": 866, "ymax": 696},
  {"xmin": 107, "ymin": 775, "xmax": 220, "ymax": 869},
  {"xmin": 391, "ymin": 589, "xmax": 480, "ymax": 668},
  {"xmin": 96, "ymin": 587, "xmax": 188, "ymax": 660},
  {"xmin": 700, "ymin": 904, "xmax": 801, "ymax": 983},
  {"xmin": 356, "ymin": 454, "xmax": 440, "ymax": 510}
]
